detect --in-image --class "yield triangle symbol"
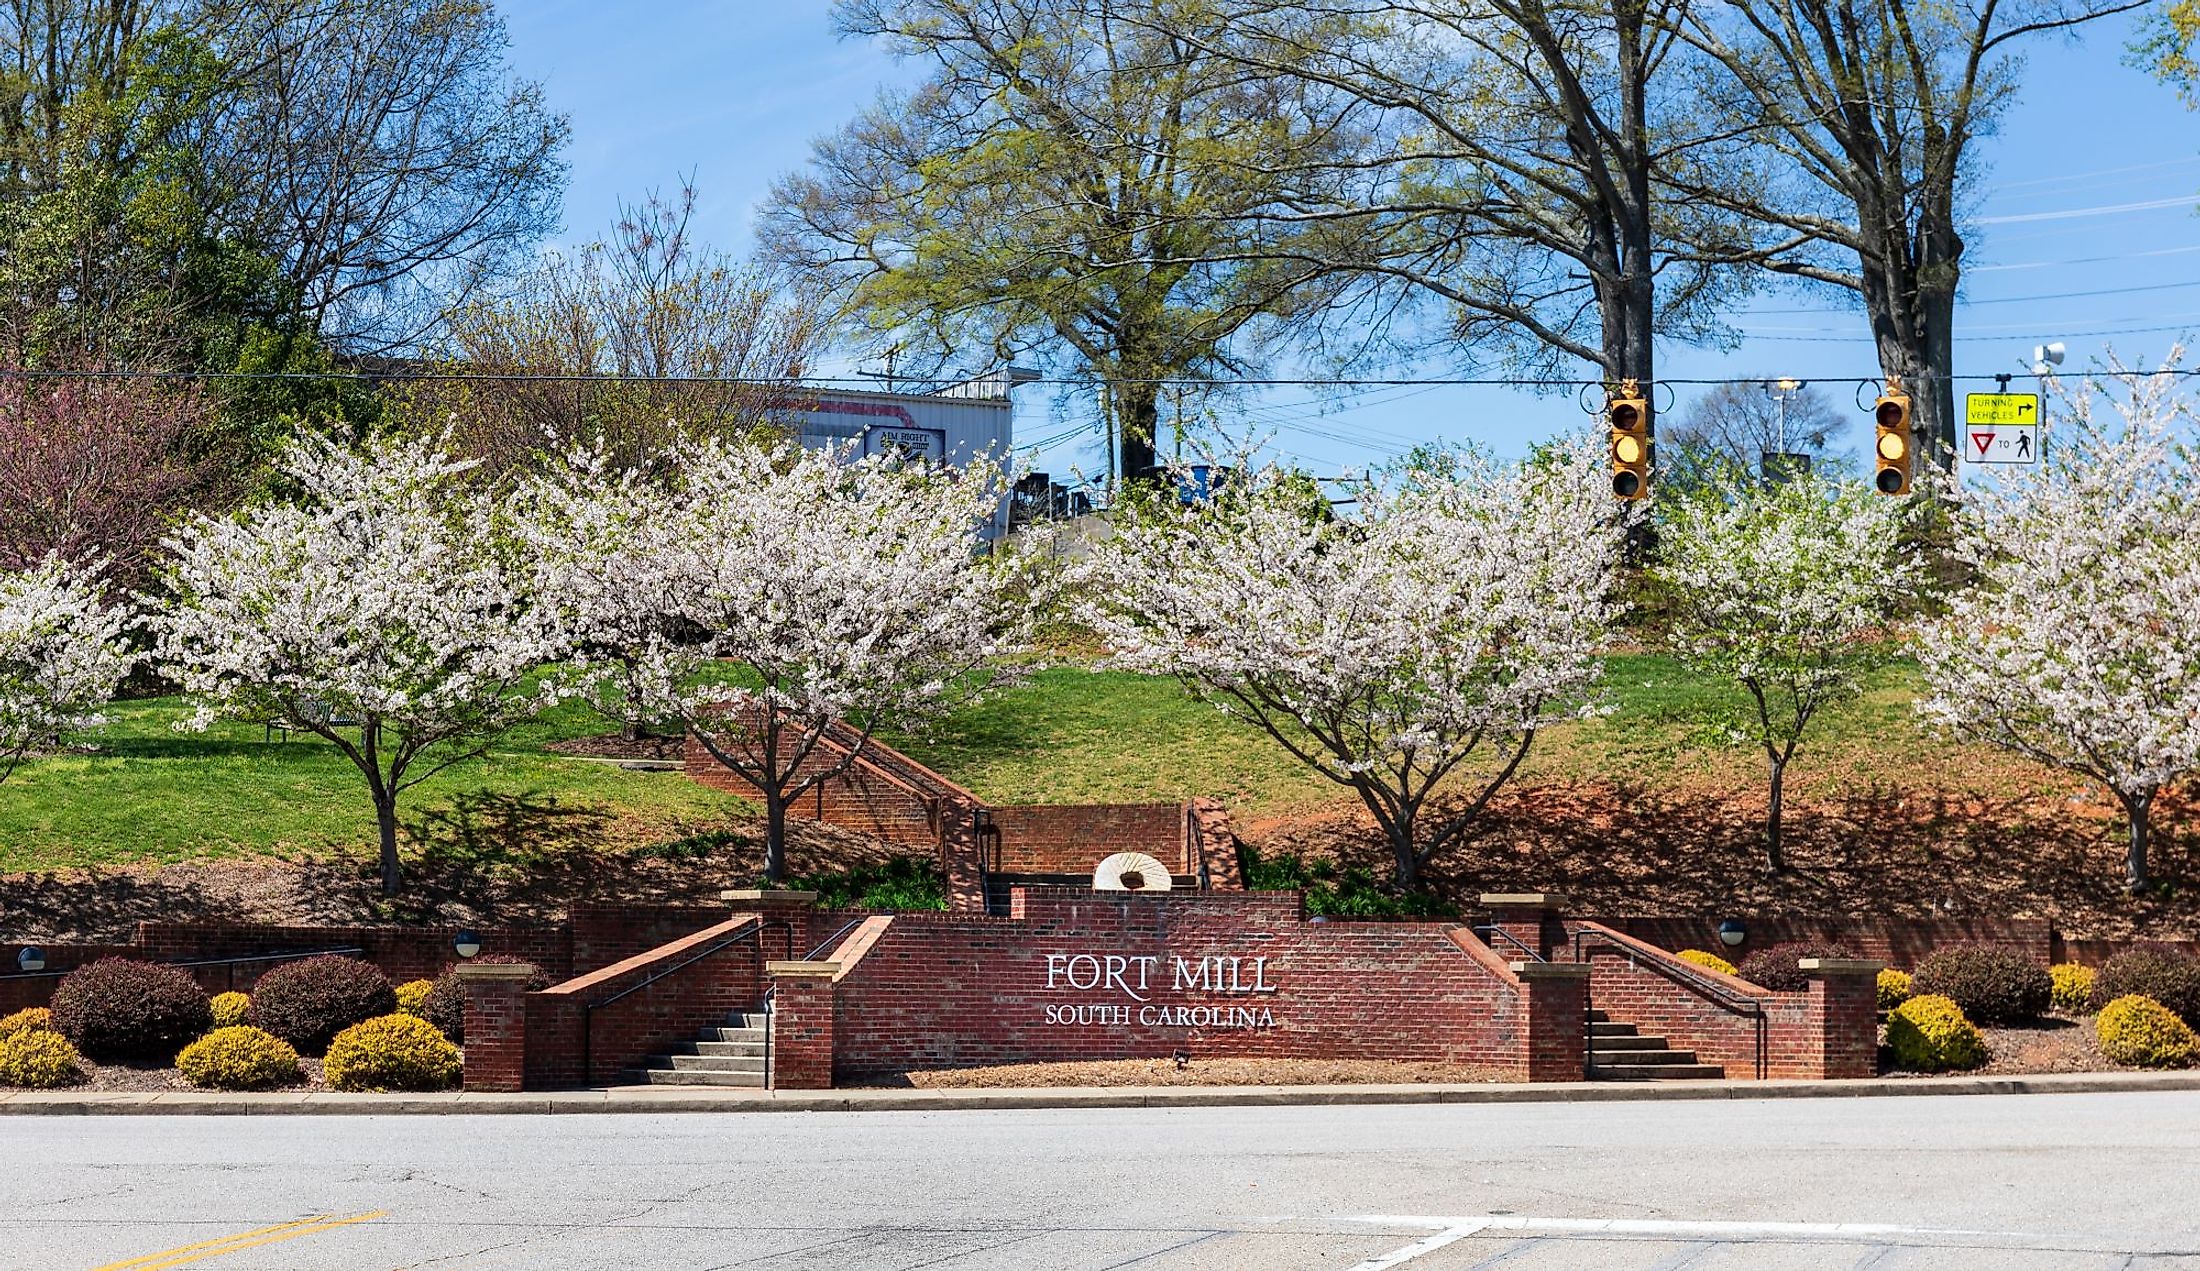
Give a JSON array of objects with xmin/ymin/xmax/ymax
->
[{"xmin": 1971, "ymin": 431, "xmax": 1995, "ymax": 457}]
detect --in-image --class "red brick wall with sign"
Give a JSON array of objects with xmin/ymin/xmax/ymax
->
[{"xmin": 826, "ymin": 889, "xmax": 1525, "ymax": 1078}]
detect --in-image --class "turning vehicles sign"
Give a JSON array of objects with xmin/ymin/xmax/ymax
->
[{"xmin": 1965, "ymin": 392, "xmax": 2041, "ymax": 465}]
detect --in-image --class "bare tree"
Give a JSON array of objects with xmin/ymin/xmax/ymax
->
[{"xmin": 1662, "ymin": 379, "xmax": 1855, "ymax": 480}]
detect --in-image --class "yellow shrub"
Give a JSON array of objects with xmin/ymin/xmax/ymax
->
[
  {"xmin": 0, "ymin": 1027, "xmax": 82, "ymax": 1088},
  {"xmin": 1877, "ymin": 969, "xmax": 1914, "ymax": 1012},
  {"xmin": 0, "ymin": 1006, "xmax": 53, "ymax": 1039},
  {"xmin": 2051, "ymin": 963, "xmax": 2098, "ymax": 1016},
  {"xmin": 1676, "ymin": 949, "xmax": 1737, "ymax": 976},
  {"xmin": 209, "ymin": 992, "xmax": 250, "ymax": 1030},
  {"xmin": 1886, "ymin": 994, "xmax": 1988, "ymax": 1072},
  {"xmin": 323, "ymin": 1014, "xmax": 461, "ymax": 1092},
  {"xmin": 2096, "ymin": 994, "xmax": 2197, "ymax": 1069},
  {"xmin": 176, "ymin": 1026, "xmax": 301, "ymax": 1091},
  {"xmin": 394, "ymin": 980, "xmax": 435, "ymax": 1016}
]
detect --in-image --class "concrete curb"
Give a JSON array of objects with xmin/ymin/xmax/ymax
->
[{"xmin": 6, "ymin": 1070, "xmax": 2200, "ymax": 1114}]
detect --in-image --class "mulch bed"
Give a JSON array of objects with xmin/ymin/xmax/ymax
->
[
  {"xmin": 1881, "ymin": 1014, "xmax": 2152, "ymax": 1078},
  {"xmin": 75, "ymin": 1056, "xmax": 328, "ymax": 1093},
  {"xmin": 851, "ymin": 1058, "xmax": 1522, "ymax": 1088},
  {"xmin": 544, "ymin": 732, "xmax": 686, "ymax": 762}
]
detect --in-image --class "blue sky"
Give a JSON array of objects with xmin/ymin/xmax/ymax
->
[{"xmin": 502, "ymin": 3, "xmax": 2199, "ymax": 483}]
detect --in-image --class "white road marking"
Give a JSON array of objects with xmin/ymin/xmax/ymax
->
[
  {"xmin": 1343, "ymin": 1220, "xmax": 1493, "ymax": 1270},
  {"xmin": 1350, "ymin": 1214, "xmax": 2006, "ymax": 1242}
]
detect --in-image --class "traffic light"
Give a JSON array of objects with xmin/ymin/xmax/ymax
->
[
  {"xmin": 1608, "ymin": 383, "xmax": 1650, "ymax": 500},
  {"xmin": 1873, "ymin": 384, "xmax": 1913, "ymax": 496}
]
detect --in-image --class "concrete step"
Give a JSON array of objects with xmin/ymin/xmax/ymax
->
[
  {"xmin": 1588, "ymin": 1021, "xmax": 1639, "ymax": 1037},
  {"xmin": 660, "ymin": 1053, "xmax": 766, "ymax": 1074},
  {"xmin": 1588, "ymin": 1009, "xmax": 1610, "ymax": 1022},
  {"xmin": 724, "ymin": 1012, "xmax": 770, "ymax": 1029},
  {"xmin": 631, "ymin": 1067, "xmax": 767, "ymax": 1088},
  {"xmin": 1590, "ymin": 1062, "xmax": 1726, "ymax": 1080},
  {"xmin": 1586, "ymin": 1048, "xmax": 1701, "ymax": 1066},
  {"xmin": 1587, "ymin": 1034, "xmax": 1670, "ymax": 1051},
  {"xmin": 691, "ymin": 1040, "xmax": 767, "ymax": 1058}
]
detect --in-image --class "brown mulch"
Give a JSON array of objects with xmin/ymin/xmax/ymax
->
[
  {"xmin": 543, "ymin": 732, "xmax": 686, "ymax": 762},
  {"xmin": 75, "ymin": 1056, "xmax": 328, "ymax": 1093},
  {"xmin": 852, "ymin": 1058, "xmax": 1521, "ymax": 1088}
]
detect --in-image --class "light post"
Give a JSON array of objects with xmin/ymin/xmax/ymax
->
[{"xmin": 1762, "ymin": 378, "xmax": 1807, "ymax": 482}]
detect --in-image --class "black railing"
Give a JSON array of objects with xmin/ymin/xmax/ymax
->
[
  {"xmin": 1472, "ymin": 924, "xmax": 1546, "ymax": 963},
  {"xmin": 579, "ymin": 919, "xmax": 764, "ymax": 1087},
  {"xmin": 1571, "ymin": 927, "xmax": 1767, "ymax": 1080},
  {"xmin": 0, "ymin": 945, "xmax": 367, "ymax": 992}
]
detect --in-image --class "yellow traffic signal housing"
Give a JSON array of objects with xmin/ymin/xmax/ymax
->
[
  {"xmin": 1608, "ymin": 391, "xmax": 1650, "ymax": 500},
  {"xmin": 1873, "ymin": 388, "xmax": 1913, "ymax": 495}
]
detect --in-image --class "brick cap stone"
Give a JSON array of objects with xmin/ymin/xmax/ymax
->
[
  {"xmin": 766, "ymin": 960, "xmax": 841, "ymax": 979},
  {"xmin": 452, "ymin": 962, "xmax": 537, "ymax": 982},
  {"xmin": 720, "ymin": 889, "xmax": 820, "ymax": 905},
  {"xmin": 1799, "ymin": 957, "xmax": 1885, "ymax": 975},
  {"xmin": 1481, "ymin": 892, "xmax": 1565, "ymax": 908},
  {"xmin": 1511, "ymin": 960, "xmax": 1591, "ymax": 979}
]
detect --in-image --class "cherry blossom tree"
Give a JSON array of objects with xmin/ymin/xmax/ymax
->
[
  {"xmin": 1654, "ymin": 472, "xmax": 1922, "ymax": 873},
  {"xmin": 1080, "ymin": 442, "xmax": 1629, "ymax": 888},
  {"xmin": 1918, "ymin": 361, "xmax": 2200, "ymax": 894},
  {"xmin": 151, "ymin": 433, "xmax": 570, "ymax": 895},
  {"xmin": 584, "ymin": 439, "xmax": 1049, "ymax": 882},
  {"xmin": 0, "ymin": 555, "xmax": 135, "ymax": 785}
]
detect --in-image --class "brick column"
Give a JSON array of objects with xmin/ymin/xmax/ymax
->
[
  {"xmin": 455, "ymin": 961, "xmax": 537, "ymax": 1093},
  {"xmin": 940, "ymin": 803, "xmax": 988, "ymax": 913},
  {"xmin": 1186, "ymin": 798, "xmax": 1243, "ymax": 890},
  {"xmin": 1801, "ymin": 957, "xmax": 1883, "ymax": 1079},
  {"xmin": 720, "ymin": 888, "xmax": 819, "ymax": 961},
  {"xmin": 1481, "ymin": 893, "xmax": 1567, "ymax": 962},
  {"xmin": 1513, "ymin": 960, "xmax": 1591, "ymax": 1082},
  {"xmin": 767, "ymin": 960, "xmax": 840, "ymax": 1090}
]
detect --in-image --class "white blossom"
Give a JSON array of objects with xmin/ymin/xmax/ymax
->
[
  {"xmin": 1654, "ymin": 470, "xmax": 1922, "ymax": 871},
  {"xmin": 1078, "ymin": 440, "xmax": 1629, "ymax": 886},
  {"xmin": 0, "ymin": 555, "xmax": 135, "ymax": 784},
  {"xmin": 150, "ymin": 432, "xmax": 571, "ymax": 894},
  {"xmin": 1917, "ymin": 358, "xmax": 2200, "ymax": 892}
]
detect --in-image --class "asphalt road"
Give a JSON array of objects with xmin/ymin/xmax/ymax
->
[{"xmin": 6, "ymin": 1091, "xmax": 2199, "ymax": 1270}]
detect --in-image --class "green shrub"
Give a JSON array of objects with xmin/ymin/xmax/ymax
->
[
  {"xmin": 1676, "ymin": 949, "xmax": 1737, "ymax": 976},
  {"xmin": 0, "ymin": 1006, "xmax": 52, "ymax": 1039},
  {"xmin": 209, "ymin": 992, "xmax": 250, "ymax": 1029},
  {"xmin": 1238, "ymin": 845, "xmax": 1451, "ymax": 919},
  {"xmin": 1877, "ymin": 969, "xmax": 1914, "ymax": 1012},
  {"xmin": 1885, "ymin": 994, "xmax": 1989, "ymax": 1072},
  {"xmin": 2050, "ymin": 963, "xmax": 2097, "ymax": 1016},
  {"xmin": 0, "ymin": 1028, "xmax": 82, "ymax": 1088},
  {"xmin": 418, "ymin": 956, "xmax": 552, "ymax": 1044},
  {"xmin": 394, "ymin": 980, "xmax": 434, "ymax": 1015},
  {"xmin": 323, "ymin": 1014, "xmax": 461, "ymax": 1092},
  {"xmin": 246, "ymin": 956, "xmax": 395, "ymax": 1055},
  {"xmin": 176, "ymin": 1026, "xmax": 301, "ymax": 1090},
  {"xmin": 784, "ymin": 855, "xmax": 950, "ymax": 911},
  {"xmin": 1734, "ymin": 941, "xmax": 1858, "ymax": 992},
  {"xmin": 2092, "ymin": 947, "xmax": 2200, "ymax": 1027},
  {"xmin": 2096, "ymin": 995, "xmax": 2198, "ymax": 1069},
  {"xmin": 48, "ymin": 958, "xmax": 212, "ymax": 1063},
  {"xmin": 1912, "ymin": 944, "xmax": 2050, "ymax": 1025}
]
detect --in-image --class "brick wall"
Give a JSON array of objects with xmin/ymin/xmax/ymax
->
[
  {"xmin": 523, "ymin": 914, "xmax": 768, "ymax": 1089},
  {"xmin": 826, "ymin": 888, "xmax": 1526, "ymax": 1079},
  {"xmin": 990, "ymin": 803, "xmax": 1188, "ymax": 876},
  {"xmin": 1587, "ymin": 914, "xmax": 2054, "ymax": 971}
]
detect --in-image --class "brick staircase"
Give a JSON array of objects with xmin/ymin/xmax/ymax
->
[
  {"xmin": 628, "ymin": 1010, "xmax": 770, "ymax": 1087},
  {"xmin": 1587, "ymin": 1009, "xmax": 1724, "ymax": 1080}
]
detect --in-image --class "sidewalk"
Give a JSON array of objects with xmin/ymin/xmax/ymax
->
[{"xmin": 6, "ymin": 1070, "xmax": 2200, "ymax": 1114}]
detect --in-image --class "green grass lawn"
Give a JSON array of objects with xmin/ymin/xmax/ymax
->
[{"xmin": 0, "ymin": 655, "xmax": 1944, "ymax": 872}]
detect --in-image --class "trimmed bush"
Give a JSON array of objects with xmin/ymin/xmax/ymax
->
[
  {"xmin": 394, "ymin": 979, "xmax": 434, "ymax": 1016},
  {"xmin": 2097, "ymin": 994, "xmax": 2198, "ymax": 1069},
  {"xmin": 2050, "ymin": 963, "xmax": 2097, "ymax": 1016},
  {"xmin": 246, "ymin": 956, "xmax": 396, "ymax": 1055},
  {"xmin": 1676, "ymin": 949, "xmax": 1737, "ymax": 976},
  {"xmin": 1877, "ymin": 969, "xmax": 1914, "ymax": 1012},
  {"xmin": 2092, "ymin": 947, "xmax": 2200, "ymax": 1027},
  {"xmin": 1885, "ymin": 994, "xmax": 1989, "ymax": 1072},
  {"xmin": 0, "ymin": 1028, "xmax": 82, "ymax": 1088},
  {"xmin": 209, "ymin": 992, "xmax": 250, "ymax": 1030},
  {"xmin": 1911, "ymin": 944, "xmax": 2051, "ymax": 1025},
  {"xmin": 323, "ymin": 1014, "xmax": 461, "ymax": 1092},
  {"xmin": 0, "ymin": 1006, "xmax": 53, "ymax": 1039},
  {"xmin": 419, "ymin": 956, "xmax": 551, "ymax": 1044},
  {"xmin": 176, "ymin": 1026, "xmax": 301, "ymax": 1091},
  {"xmin": 1734, "ymin": 941, "xmax": 1859, "ymax": 992},
  {"xmin": 48, "ymin": 958, "xmax": 212, "ymax": 1063}
]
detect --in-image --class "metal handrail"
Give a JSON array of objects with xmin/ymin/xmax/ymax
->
[
  {"xmin": 1472, "ymin": 924, "xmax": 1546, "ymax": 963},
  {"xmin": 1571, "ymin": 927, "xmax": 1767, "ymax": 1080},
  {"xmin": 580, "ymin": 919, "xmax": 764, "ymax": 1086}
]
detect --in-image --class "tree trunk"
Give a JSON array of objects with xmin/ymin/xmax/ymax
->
[
  {"xmin": 1117, "ymin": 383, "xmax": 1160, "ymax": 481},
  {"xmin": 374, "ymin": 793, "xmax": 402, "ymax": 897},
  {"xmin": 1390, "ymin": 804, "xmax": 1420, "ymax": 889},
  {"xmin": 1764, "ymin": 754, "xmax": 1787, "ymax": 874},
  {"xmin": 2123, "ymin": 789, "xmax": 2155, "ymax": 895},
  {"xmin": 762, "ymin": 786, "xmax": 788, "ymax": 884}
]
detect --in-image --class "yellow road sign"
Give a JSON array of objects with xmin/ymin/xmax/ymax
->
[{"xmin": 1966, "ymin": 393, "xmax": 2039, "ymax": 426}]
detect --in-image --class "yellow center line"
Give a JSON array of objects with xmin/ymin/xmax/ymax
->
[{"xmin": 88, "ymin": 1211, "xmax": 388, "ymax": 1271}]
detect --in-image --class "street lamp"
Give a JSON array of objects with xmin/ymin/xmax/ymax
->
[{"xmin": 1763, "ymin": 378, "xmax": 1806, "ymax": 456}]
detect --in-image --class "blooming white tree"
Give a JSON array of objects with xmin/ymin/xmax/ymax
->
[
  {"xmin": 1655, "ymin": 472, "xmax": 1922, "ymax": 873},
  {"xmin": 582, "ymin": 439, "xmax": 1049, "ymax": 882},
  {"xmin": 152, "ymin": 433, "xmax": 570, "ymax": 895},
  {"xmin": 1919, "ymin": 361, "xmax": 2200, "ymax": 893},
  {"xmin": 0, "ymin": 555, "xmax": 135, "ymax": 785},
  {"xmin": 1080, "ymin": 442, "xmax": 1629, "ymax": 888}
]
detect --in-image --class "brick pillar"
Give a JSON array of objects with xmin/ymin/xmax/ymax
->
[
  {"xmin": 1801, "ymin": 957, "xmax": 1883, "ymax": 1080},
  {"xmin": 767, "ymin": 960, "xmax": 840, "ymax": 1090},
  {"xmin": 1513, "ymin": 960, "xmax": 1591, "ymax": 1082},
  {"xmin": 1481, "ymin": 893, "xmax": 1567, "ymax": 962},
  {"xmin": 720, "ymin": 888, "xmax": 819, "ymax": 961},
  {"xmin": 940, "ymin": 803, "xmax": 988, "ymax": 913},
  {"xmin": 455, "ymin": 961, "xmax": 537, "ymax": 1092},
  {"xmin": 1185, "ymin": 798, "xmax": 1243, "ymax": 890}
]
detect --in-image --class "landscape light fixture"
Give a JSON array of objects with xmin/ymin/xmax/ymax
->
[
  {"xmin": 1717, "ymin": 920, "xmax": 1747, "ymax": 948},
  {"xmin": 15, "ymin": 946, "xmax": 45, "ymax": 973},
  {"xmin": 452, "ymin": 930, "xmax": 483, "ymax": 959}
]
